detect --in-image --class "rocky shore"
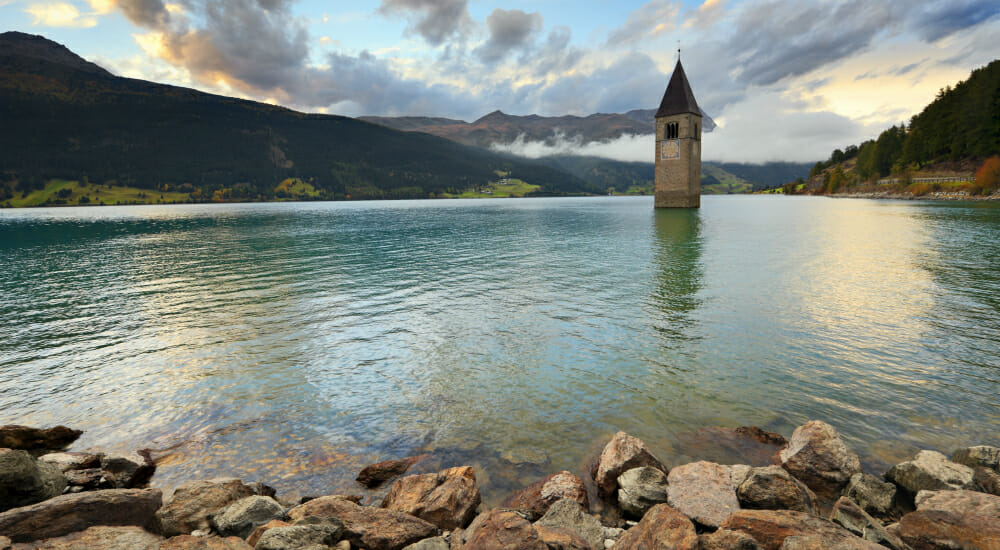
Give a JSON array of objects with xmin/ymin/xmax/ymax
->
[{"xmin": 1, "ymin": 421, "xmax": 998, "ymax": 549}]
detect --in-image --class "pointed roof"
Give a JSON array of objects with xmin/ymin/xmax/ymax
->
[{"xmin": 656, "ymin": 59, "xmax": 700, "ymax": 118}]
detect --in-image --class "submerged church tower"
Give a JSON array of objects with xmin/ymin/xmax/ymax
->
[{"xmin": 654, "ymin": 58, "xmax": 702, "ymax": 208}]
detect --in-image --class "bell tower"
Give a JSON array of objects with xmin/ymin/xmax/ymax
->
[{"xmin": 654, "ymin": 57, "xmax": 702, "ymax": 208}]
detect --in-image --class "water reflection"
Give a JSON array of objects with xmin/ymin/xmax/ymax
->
[{"xmin": 649, "ymin": 209, "xmax": 703, "ymax": 351}]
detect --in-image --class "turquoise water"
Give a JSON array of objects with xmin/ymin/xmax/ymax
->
[{"xmin": 1, "ymin": 196, "xmax": 998, "ymax": 502}]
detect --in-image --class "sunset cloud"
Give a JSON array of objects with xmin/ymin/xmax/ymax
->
[{"xmin": 24, "ymin": 1, "xmax": 98, "ymax": 27}]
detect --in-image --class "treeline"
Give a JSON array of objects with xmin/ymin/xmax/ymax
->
[{"xmin": 809, "ymin": 59, "xmax": 1000, "ymax": 182}]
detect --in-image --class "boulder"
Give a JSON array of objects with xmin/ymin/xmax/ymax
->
[
  {"xmin": 287, "ymin": 495, "xmax": 436, "ymax": 550},
  {"xmin": 160, "ymin": 535, "xmax": 254, "ymax": 549},
  {"xmin": 0, "ymin": 425, "xmax": 81, "ymax": 451},
  {"xmin": 37, "ymin": 452, "xmax": 102, "ymax": 472},
  {"xmin": 591, "ymin": 431, "xmax": 668, "ymax": 500},
  {"xmin": 460, "ymin": 509, "xmax": 547, "ymax": 550},
  {"xmin": 698, "ymin": 529, "xmax": 763, "ymax": 550},
  {"xmin": 951, "ymin": 446, "xmax": 1000, "ymax": 472},
  {"xmin": 885, "ymin": 450, "xmax": 975, "ymax": 495},
  {"xmin": 829, "ymin": 497, "xmax": 909, "ymax": 550},
  {"xmin": 154, "ymin": 479, "xmax": 256, "ymax": 537},
  {"xmin": 974, "ymin": 467, "xmax": 1000, "ymax": 496},
  {"xmin": 381, "ymin": 466, "xmax": 481, "ymax": 530},
  {"xmin": 209, "ymin": 495, "xmax": 285, "ymax": 539},
  {"xmin": 246, "ymin": 520, "xmax": 289, "ymax": 547},
  {"xmin": 64, "ymin": 468, "xmax": 106, "ymax": 490},
  {"xmin": 777, "ymin": 534, "xmax": 887, "ymax": 550},
  {"xmin": 895, "ymin": 510, "xmax": 1000, "ymax": 550},
  {"xmin": 246, "ymin": 482, "xmax": 278, "ymax": 499},
  {"xmin": 736, "ymin": 466, "xmax": 819, "ymax": 515},
  {"xmin": 730, "ymin": 465, "xmax": 753, "ymax": 488},
  {"xmin": 535, "ymin": 498, "xmax": 604, "ymax": 550},
  {"xmin": 842, "ymin": 473, "xmax": 896, "ymax": 520},
  {"xmin": 500, "ymin": 471, "xmax": 589, "ymax": 520},
  {"xmin": 533, "ymin": 524, "xmax": 596, "ymax": 550},
  {"xmin": 667, "ymin": 461, "xmax": 740, "ymax": 528},
  {"xmin": 617, "ymin": 467, "xmax": 669, "ymax": 519},
  {"xmin": 778, "ymin": 421, "xmax": 861, "ymax": 500},
  {"xmin": 357, "ymin": 456, "xmax": 426, "ymax": 488},
  {"xmin": 402, "ymin": 537, "xmax": 450, "ymax": 550},
  {"xmin": 100, "ymin": 451, "xmax": 156, "ymax": 489},
  {"xmin": 254, "ymin": 520, "xmax": 343, "ymax": 550},
  {"xmin": 613, "ymin": 504, "xmax": 698, "ymax": 550},
  {"xmin": 9, "ymin": 525, "xmax": 161, "ymax": 550},
  {"xmin": 720, "ymin": 509, "xmax": 881, "ymax": 550},
  {"xmin": 914, "ymin": 489, "xmax": 1000, "ymax": 517},
  {"xmin": 0, "ymin": 488, "xmax": 161, "ymax": 542},
  {"xmin": 0, "ymin": 448, "xmax": 67, "ymax": 512}
]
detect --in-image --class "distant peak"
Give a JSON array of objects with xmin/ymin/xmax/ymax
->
[{"xmin": 0, "ymin": 31, "xmax": 113, "ymax": 77}]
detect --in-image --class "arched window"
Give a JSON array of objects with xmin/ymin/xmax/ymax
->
[
  {"xmin": 666, "ymin": 122, "xmax": 679, "ymax": 140},
  {"xmin": 694, "ymin": 123, "xmax": 699, "ymax": 137}
]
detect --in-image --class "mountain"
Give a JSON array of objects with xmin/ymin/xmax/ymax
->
[
  {"xmin": 0, "ymin": 32, "xmax": 596, "ymax": 203},
  {"xmin": 535, "ymin": 156, "xmax": 761, "ymax": 195},
  {"xmin": 360, "ymin": 108, "xmax": 717, "ymax": 150}
]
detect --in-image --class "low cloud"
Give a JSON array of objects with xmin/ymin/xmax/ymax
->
[
  {"xmin": 491, "ymin": 132, "xmax": 654, "ymax": 163},
  {"xmin": 25, "ymin": 2, "xmax": 98, "ymax": 27}
]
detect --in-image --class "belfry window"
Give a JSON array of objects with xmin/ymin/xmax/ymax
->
[{"xmin": 666, "ymin": 122, "xmax": 679, "ymax": 139}]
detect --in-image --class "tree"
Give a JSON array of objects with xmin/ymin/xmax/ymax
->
[{"xmin": 974, "ymin": 156, "xmax": 1000, "ymax": 195}]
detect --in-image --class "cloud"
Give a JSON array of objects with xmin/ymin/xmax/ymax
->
[
  {"xmin": 606, "ymin": 0, "xmax": 680, "ymax": 47},
  {"xmin": 376, "ymin": 0, "xmax": 472, "ymax": 46},
  {"xmin": 24, "ymin": 2, "xmax": 98, "ymax": 27},
  {"xmin": 908, "ymin": 0, "xmax": 1000, "ymax": 41},
  {"xmin": 491, "ymin": 132, "xmax": 654, "ymax": 163},
  {"xmin": 475, "ymin": 8, "xmax": 543, "ymax": 64},
  {"xmin": 683, "ymin": 0, "xmax": 726, "ymax": 29}
]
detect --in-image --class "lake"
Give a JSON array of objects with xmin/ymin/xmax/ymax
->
[{"xmin": 1, "ymin": 195, "xmax": 998, "ymax": 503}]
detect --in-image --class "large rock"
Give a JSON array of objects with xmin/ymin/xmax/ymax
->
[
  {"xmin": 246, "ymin": 519, "xmax": 290, "ymax": 547},
  {"xmin": 460, "ymin": 509, "xmax": 547, "ymax": 550},
  {"xmin": 613, "ymin": 504, "xmax": 698, "ymax": 550},
  {"xmin": 720, "ymin": 509, "xmax": 882, "ymax": 550},
  {"xmin": 895, "ymin": 510, "xmax": 1000, "ymax": 550},
  {"xmin": 778, "ymin": 421, "xmax": 861, "ymax": 500},
  {"xmin": 10, "ymin": 526, "xmax": 161, "ymax": 550},
  {"xmin": 591, "ymin": 431, "xmax": 668, "ymax": 500},
  {"xmin": 829, "ymin": 497, "xmax": 909, "ymax": 550},
  {"xmin": 287, "ymin": 495, "xmax": 436, "ymax": 550},
  {"xmin": 667, "ymin": 461, "xmax": 740, "ymax": 528},
  {"xmin": 154, "ymin": 479, "xmax": 256, "ymax": 537},
  {"xmin": 533, "ymin": 524, "xmax": 596, "ymax": 550},
  {"xmin": 0, "ymin": 449, "xmax": 67, "ymax": 512},
  {"xmin": 617, "ymin": 467, "xmax": 669, "ymax": 519},
  {"xmin": 885, "ymin": 450, "xmax": 975, "ymax": 495},
  {"xmin": 951, "ymin": 446, "xmax": 1000, "ymax": 472},
  {"xmin": 0, "ymin": 425, "xmax": 81, "ymax": 451},
  {"xmin": 535, "ymin": 498, "xmax": 604, "ymax": 550},
  {"xmin": 402, "ymin": 537, "xmax": 450, "ymax": 550},
  {"xmin": 698, "ymin": 529, "xmax": 763, "ymax": 550},
  {"xmin": 64, "ymin": 468, "xmax": 106, "ymax": 490},
  {"xmin": 843, "ymin": 473, "xmax": 896, "ymax": 520},
  {"xmin": 160, "ymin": 535, "xmax": 254, "ymax": 549},
  {"xmin": 209, "ymin": 495, "xmax": 285, "ymax": 539},
  {"xmin": 357, "ymin": 456, "xmax": 426, "ymax": 488},
  {"xmin": 254, "ymin": 520, "xmax": 343, "ymax": 550},
  {"xmin": 736, "ymin": 466, "xmax": 819, "ymax": 515},
  {"xmin": 974, "ymin": 467, "xmax": 1000, "ymax": 496},
  {"xmin": 500, "ymin": 471, "xmax": 588, "ymax": 520},
  {"xmin": 778, "ymin": 534, "xmax": 889, "ymax": 550},
  {"xmin": 37, "ymin": 452, "xmax": 102, "ymax": 473},
  {"xmin": 914, "ymin": 489, "xmax": 1000, "ymax": 517},
  {"xmin": 0, "ymin": 488, "xmax": 161, "ymax": 542},
  {"xmin": 381, "ymin": 466, "xmax": 481, "ymax": 530},
  {"xmin": 100, "ymin": 451, "xmax": 156, "ymax": 489}
]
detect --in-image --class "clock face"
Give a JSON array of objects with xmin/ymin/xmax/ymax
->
[{"xmin": 661, "ymin": 140, "xmax": 680, "ymax": 160}]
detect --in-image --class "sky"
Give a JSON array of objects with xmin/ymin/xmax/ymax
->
[{"xmin": 3, "ymin": 0, "xmax": 1000, "ymax": 163}]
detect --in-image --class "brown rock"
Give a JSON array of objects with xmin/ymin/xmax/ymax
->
[
  {"xmin": 914, "ymin": 489, "xmax": 1000, "ymax": 517},
  {"xmin": 64, "ymin": 468, "xmax": 105, "ymax": 489},
  {"xmin": 734, "ymin": 427, "xmax": 787, "ymax": 447},
  {"xmin": 0, "ymin": 425, "xmax": 82, "ymax": 451},
  {"xmin": 614, "ymin": 504, "xmax": 698, "ymax": 550},
  {"xmin": 590, "ymin": 431, "xmax": 668, "ymax": 500},
  {"xmin": 974, "ymin": 467, "xmax": 1000, "ymax": 496},
  {"xmin": 159, "ymin": 535, "xmax": 254, "ymax": 549},
  {"xmin": 737, "ymin": 466, "xmax": 819, "ymax": 515},
  {"xmin": 829, "ymin": 497, "xmax": 909, "ymax": 550},
  {"xmin": 885, "ymin": 450, "xmax": 975, "ymax": 496},
  {"xmin": 459, "ymin": 509, "xmax": 547, "ymax": 550},
  {"xmin": 698, "ymin": 529, "xmax": 763, "ymax": 550},
  {"xmin": 951, "ymin": 446, "xmax": 1000, "ymax": 472},
  {"xmin": 246, "ymin": 520, "xmax": 290, "ymax": 547},
  {"xmin": 667, "ymin": 461, "xmax": 740, "ymax": 528},
  {"xmin": 0, "ymin": 448, "xmax": 68, "ymax": 512},
  {"xmin": 382, "ymin": 466, "xmax": 481, "ymax": 530},
  {"xmin": 0, "ymin": 488, "xmax": 161, "ymax": 543},
  {"xmin": 842, "ymin": 473, "xmax": 896, "ymax": 520},
  {"xmin": 9, "ymin": 526, "xmax": 161, "ymax": 550},
  {"xmin": 720, "ymin": 509, "xmax": 880, "ymax": 550},
  {"xmin": 37, "ymin": 452, "xmax": 103, "ymax": 472},
  {"xmin": 0, "ymin": 536, "xmax": 10, "ymax": 550},
  {"xmin": 154, "ymin": 479, "xmax": 256, "ymax": 537},
  {"xmin": 287, "ymin": 495, "xmax": 436, "ymax": 550},
  {"xmin": 535, "ymin": 498, "xmax": 604, "ymax": 550},
  {"xmin": 778, "ymin": 421, "xmax": 861, "ymax": 500},
  {"xmin": 895, "ymin": 510, "xmax": 1000, "ymax": 550},
  {"xmin": 778, "ymin": 534, "xmax": 886, "ymax": 549},
  {"xmin": 357, "ymin": 455, "xmax": 426, "ymax": 488},
  {"xmin": 101, "ymin": 450, "xmax": 156, "ymax": 489},
  {"xmin": 500, "ymin": 471, "xmax": 588, "ymax": 520},
  {"xmin": 534, "ymin": 524, "xmax": 596, "ymax": 550}
]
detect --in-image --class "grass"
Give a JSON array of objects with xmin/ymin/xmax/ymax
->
[
  {"xmin": 442, "ymin": 178, "xmax": 541, "ymax": 198},
  {"xmin": 6, "ymin": 179, "xmax": 192, "ymax": 207}
]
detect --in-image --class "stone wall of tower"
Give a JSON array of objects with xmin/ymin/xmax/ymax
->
[{"xmin": 654, "ymin": 112, "xmax": 701, "ymax": 208}]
